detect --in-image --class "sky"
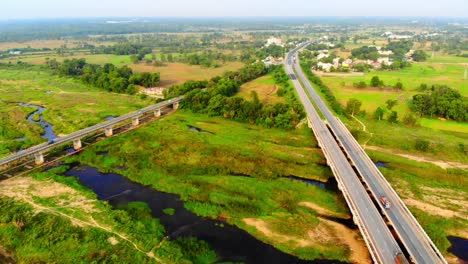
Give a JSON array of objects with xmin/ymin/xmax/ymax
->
[{"xmin": 1, "ymin": 0, "xmax": 467, "ymax": 19}]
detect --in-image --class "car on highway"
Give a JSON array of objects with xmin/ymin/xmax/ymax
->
[{"xmin": 380, "ymin": 196, "xmax": 391, "ymax": 209}]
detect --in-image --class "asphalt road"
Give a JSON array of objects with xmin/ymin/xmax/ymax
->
[
  {"xmin": 0, "ymin": 96, "xmax": 184, "ymax": 166},
  {"xmin": 289, "ymin": 42, "xmax": 446, "ymax": 264},
  {"xmin": 285, "ymin": 44, "xmax": 403, "ymax": 263}
]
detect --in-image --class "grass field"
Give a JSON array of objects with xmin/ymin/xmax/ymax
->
[
  {"xmin": 238, "ymin": 75, "xmax": 287, "ymax": 105},
  {"xmin": 1, "ymin": 53, "xmax": 245, "ymax": 87},
  {"xmin": 64, "ymin": 111, "xmax": 363, "ymax": 262},
  {"xmin": 0, "ymin": 65, "xmax": 151, "ymax": 156},
  {"xmin": 320, "ymin": 61, "xmax": 468, "ymax": 132}
]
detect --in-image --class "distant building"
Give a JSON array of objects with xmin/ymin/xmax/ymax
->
[
  {"xmin": 332, "ymin": 57, "xmax": 341, "ymax": 68},
  {"xmin": 378, "ymin": 50, "xmax": 394, "ymax": 56},
  {"xmin": 377, "ymin": 57, "xmax": 393, "ymax": 66},
  {"xmin": 9, "ymin": 51, "xmax": 21, "ymax": 55},
  {"xmin": 142, "ymin": 87, "xmax": 165, "ymax": 98},
  {"xmin": 317, "ymin": 53, "xmax": 329, "ymax": 60},
  {"xmin": 266, "ymin": 37, "xmax": 284, "ymax": 47},
  {"xmin": 342, "ymin": 59, "xmax": 353, "ymax": 68},
  {"xmin": 262, "ymin": 55, "xmax": 283, "ymax": 66},
  {"xmin": 317, "ymin": 62, "xmax": 333, "ymax": 72}
]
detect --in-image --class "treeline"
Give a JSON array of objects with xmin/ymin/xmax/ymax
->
[
  {"xmin": 411, "ymin": 85, "xmax": 467, "ymax": 122},
  {"xmin": 300, "ymin": 60, "xmax": 347, "ymax": 116},
  {"xmin": 47, "ymin": 58, "xmax": 160, "ymax": 94},
  {"xmin": 165, "ymin": 64, "xmax": 305, "ymax": 129}
]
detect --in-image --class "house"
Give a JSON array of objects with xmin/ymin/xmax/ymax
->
[
  {"xmin": 371, "ymin": 62, "xmax": 382, "ymax": 69},
  {"xmin": 317, "ymin": 49, "xmax": 329, "ymax": 54},
  {"xmin": 142, "ymin": 87, "xmax": 165, "ymax": 98},
  {"xmin": 9, "ymin": 51, "xmax": 21, "ymax": 55},
  {"xmin": 266, "ymin": 37, "xmax": 284, "ymax": 47},
  {"xmin": 378, "ymin": 50, "xmax": 394, "ymax": 56},
  {"xmin": 317, "ymin": 62, "xmax": 333, "ymax": 72},
  {"xmin": 332, "ymin": 57, "xmax": 341, "ymax": 68},
  {"xmin": 377, "ymin": 57, "xmax": 393, "ymax": 65},
  {"xmin": 262, "ymin": 55, "xmax": 283, "ymax": 66},
  {"xmin": 342, "ymin": 59, "xmax": 353, "ymax": 68},
  {"xmin": 317, "ymin": 53, "xmax": 329, "ymax": 60}
]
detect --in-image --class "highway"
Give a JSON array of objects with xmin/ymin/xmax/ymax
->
[
  {"xmin": 288, "ymin": 42, "xmax": 446, "ymax": 264},
  {"xmin": 285, "ymin": 44, "xmax": 403, "ymax": 263},
  {"xmin": 0, "ymin": 96, "xmax": 184, "ymax": 167}
]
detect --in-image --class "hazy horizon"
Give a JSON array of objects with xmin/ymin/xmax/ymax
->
[{"xmin": 1, "ymin": 0, "xmax": 467, "ymax": 20}]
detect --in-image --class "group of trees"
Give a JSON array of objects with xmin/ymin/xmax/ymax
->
[
  {"xmin": 165, "ymin": 64, "xmax": 305, "ymax": 129},
  {"xmin": 353, "ymin": 76, "xmax": 403, "ymax": 90},
  {"xmin": 47, "ymin": 58, "xmax": 160, "ymax": 94},
  {"xmin": 411, "ymin": 85, "xmax": 467, "ymax": 121},
  {"xmin": 351, "ymin": 46, "xmax": 380, "ymax": 61}
]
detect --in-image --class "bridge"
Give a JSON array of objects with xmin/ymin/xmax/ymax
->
[
  {"xmin": 286, "ymin": 42, "xmax": 446, "ymax": 263},
  {"xmin": 0, "ymin": 96, "xmax": 184, "ymax": 167}
]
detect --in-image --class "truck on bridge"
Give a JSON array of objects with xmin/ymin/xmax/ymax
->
[{"xmin": 380, "ymin": 196, "xmax": 391, "ymax": 209}]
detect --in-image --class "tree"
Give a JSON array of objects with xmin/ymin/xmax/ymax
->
[
  {"xmin": 370, "ymin": 76, "xmax": 383, "ymax": 87},
  {"xmin": 346, "ymin": 99, "xmax": 362, "ymax": 116},
  {"xmin": 412, "ymin": 50, "xmax": 428, "ymax": 62},
  {"xmin": 403, "ymin": 114, "xmax": 418, "ymax": 127},
  {"xmin": 388, "ymin": 111, "xmax": 398, "ymax": 123},
  {"xmin": 373, "ymin": 107, "xmax": 385, "ymax": 121},
  {"xmin": 394, "ymin": 82, "xmax": 403, "ymax": 90},
  {"xmin": 386, "ymin": 99, "xmax": 398, "ymax": 110}
]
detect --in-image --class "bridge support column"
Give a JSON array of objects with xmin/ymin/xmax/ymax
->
[
  {"xmin": 104, "ymin": 127, "xmax": 113, "ymax": 137},
  {"xmin": 34, "ymin": 153, "xmax": 44, "ymax": 165},
  {"xmin": 132, "ymin": 117, "xmax": 140, "ymax": 126},
  {"xmin": 173, "ymin": 102, "xmax": 179, "ymax": 110},
  {"xmin": 73, "ymin": 139, "xmax": 82, "ymax": 150},
  {"xmin": 154, "ymin": 109, "xmax": 161, "ymax": 117}
]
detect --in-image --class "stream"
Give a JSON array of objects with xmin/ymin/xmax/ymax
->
[
  {"xmin": 18, "ymin": 103, "xmax": 56, "ymax": 141},
  {"xmin": 64, "ymin": 165, "xmax": 347, "ymax": 264}
]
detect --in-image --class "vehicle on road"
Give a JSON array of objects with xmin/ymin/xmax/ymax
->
[
  {"xmin": 395, "ymin": 252, "xmax": 409, "ymax": 264},
  {"xmin": 380, "ymin": 196, "xmax": 391, "ymax": 209}
]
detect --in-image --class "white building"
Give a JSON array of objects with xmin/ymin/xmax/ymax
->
[
  {"xmin": 332, "ymin": 57, "xmax": 341, "ymax": 68},
  {"xmin": 317, "ymin": 62, "xmax": 333, "ymax": 72},
  {"xmin": 378, "ymin": 50, "xmax": 394, "ymax": 56},
  {"xmin": 377, "ymin": 57, "xmax": 393, "ymax": 66},
  {"xmin": 317, "ymin": 53, "xmax": 329, "ymax": 60},
  {"xmin": 266, "ymin": 37, "xmax": 284, "ymax": 47}
]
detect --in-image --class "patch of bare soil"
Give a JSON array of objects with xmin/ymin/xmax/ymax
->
[
  {"xmin": 107, "ymin": 237, "xmax": 119, "ymax": 245},
  {"xmin": 244, "ymin": 218, "xmax": 314, "ymax": 247},
  {"xmin": 404, "ymin": 199, "xmax": 465, "ymax": 219},
  {"xmin": 365, "ymin": 145, "xmax": 468, "ymax": 169},
  {"xmin": 245, "ymin": 201, "xmax": 372, "ymax": 263},
  {"xmin": 321, "ymin": 219, "xmax": 371, "ymax": 264},
  {"xmin": 299, "ymin": 201, "xmax": 340, "ymax": 217}
]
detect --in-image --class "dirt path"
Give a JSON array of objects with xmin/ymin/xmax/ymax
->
[
  {"xmin": 365, "ymin": 145, "xmax": 468, "ymax": 169},
  {"xmin": 0, "ymin": 177, "xmax": 165, "ymax": 263}
]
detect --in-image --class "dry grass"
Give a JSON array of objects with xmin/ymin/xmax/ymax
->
[{"xmin": 237, "ymin": 75, "xmax": 286, "ymax": 104}]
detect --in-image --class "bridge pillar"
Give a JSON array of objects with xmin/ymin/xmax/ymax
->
[
  {"xmin": 154, "ymin": 109, "xmax": 161, "ymax": 117},
  {"xmin": 173, "ymin": 102, "xmax": 179, "ymax": 110},
  {"xmin": 73, "ymin": 139, "xmax": 82, "ymax": 150},
  {"xmin": 104, "ymin": 127, "xmax": 113, "ymax": 137},
  {"xmin": 34, "ymin": 153, "xmax": 44, "ymax": 165},
  {"xmin": 132, "ymin": 117, "xmax": 140, "ymax": 126}
]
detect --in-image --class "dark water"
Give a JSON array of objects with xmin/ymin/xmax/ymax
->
[
  {"xmin": 286, "ymin": 175, "xmax": 338, "ymax": 192},
  {"xmin": 448, "ymin": 236, "xmax": 468, "ymax": 261},
  {"xmin": 64, "ymin": 165, "xmax": 347, "ymax": 264},
  {"xmin": 374, "ymin": 162, "xmax": 387, "ymax": 168},
  {"xmin": 104, "ymin": 116, "xmax": 116, "ymax": 121},
  {"xmin": 18, "ymin": 103, "xmax": 56, "ymax": 141}
]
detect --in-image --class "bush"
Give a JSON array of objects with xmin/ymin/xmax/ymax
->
[{"xmin": 415, "ymin": 139, "xmax": 430, "ymax": 152}]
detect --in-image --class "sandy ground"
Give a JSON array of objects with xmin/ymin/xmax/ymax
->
[
  {"xmin": 244, "ymin": 201, "xmax": 371, "ymax": 264},
  {"xmin": 365, "ymin": 145, "xmax": 468, "ymax": 170}
]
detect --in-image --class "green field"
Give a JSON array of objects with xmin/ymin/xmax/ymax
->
[
  {"xmin": 0, "ymin": 65, "xmax": 151, "ymax": 157},
  {"xmin": 321, "ymin": 62, "xmax": 468, "ymax": 132},
  {"xmin": 65, "ymin": 111, "xmax": 360, "ymax": 262}
]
